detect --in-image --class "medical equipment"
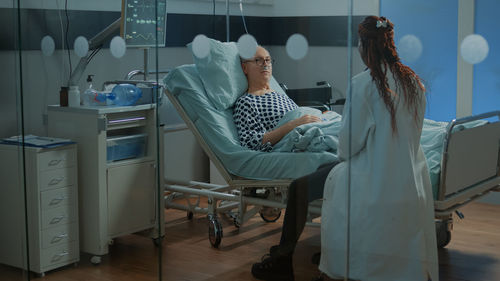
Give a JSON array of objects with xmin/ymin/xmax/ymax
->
[
  {"xmin": 67, "ymin": 0, "xmax": 167, "ymax": 96},
  {"xmin": 162, "ymin": 64, "xmax": 500, "ymax": 248},
  {"xmin": 281, "ymin": 81, "xmax": 346, "ymax": 113},
  {"xmin": 121, "ymin": 0, "xmax": 167, "ymax": 48}
]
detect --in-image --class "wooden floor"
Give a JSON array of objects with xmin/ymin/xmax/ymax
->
[{"xmin": 1, "ymin": 201, "xmax": 500, "ymax": 281}]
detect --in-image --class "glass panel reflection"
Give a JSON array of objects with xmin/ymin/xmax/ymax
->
[
  {"xmin": 0, "ymin": 0, "xmax": 164, "ymax": 280},
  {"xmin": 5, "ymin": 0, "xmax": 495, "ymax": 280},
  {"xmin": 0, "ymin": 1, "xmax": 32, "ymax": 281}
]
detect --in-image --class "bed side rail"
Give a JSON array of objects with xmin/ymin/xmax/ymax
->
[{"xmin": 437, "ymin": 111, "xmax": 500, "ymax": 204}]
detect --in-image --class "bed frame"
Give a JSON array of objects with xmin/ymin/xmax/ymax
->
[
  {"xmin": 164, "ymin": 85, "xmax": 500, "ymax": 248},
  {"xmin": 433, "ymin": 111, "xmax": 500, "ymax": 247},
  {"xmin": 164, "ymin": 89, "xmax": 325, "ymax": 248}
]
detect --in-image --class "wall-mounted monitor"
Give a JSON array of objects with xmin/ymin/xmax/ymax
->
[{"xmin": 121, "ymin": 0, "xmax": 167, "ymax": 47}]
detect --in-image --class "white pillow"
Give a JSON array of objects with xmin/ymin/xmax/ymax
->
[{"xmin": 188, "ymin": 39, "xmax": 248, "ymax": 110}]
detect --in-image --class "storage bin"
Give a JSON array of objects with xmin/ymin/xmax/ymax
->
[{"xmin": 106, "ymin": 134, "xmax": 147, "ymax": 162}]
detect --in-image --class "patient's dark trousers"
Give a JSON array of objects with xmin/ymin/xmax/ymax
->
[{"xmin": 277, "ymin": 162, "xmax": 338, "ymax": 256}]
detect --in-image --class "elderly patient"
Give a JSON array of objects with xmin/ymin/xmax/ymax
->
[
  {"xmin": 233, "ymin": 46, "xmax": 337, "ymax": 281},
  {"xmin": 233, "ymin": 46, "xmax": 321, "ymax": 152}
]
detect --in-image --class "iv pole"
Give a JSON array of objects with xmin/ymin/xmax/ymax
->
[{"xmin": 226, "ymin": 0, "xmax": 230, "ymax": 42}]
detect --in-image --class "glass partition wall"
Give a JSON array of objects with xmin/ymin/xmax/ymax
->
[
  {"xmin": 2, "ymin": 0, "xmax": 165, "ymax": 280},
  {"xmin": 3, "ymin": 0, "xmax": 499, "ymax": 280},
  {"xmin": 160, "ymin": 0, "xmax": 360, "ymax": 280},
  {"xmin": 160, "ymin": 0, "xmax": 498, "ymax": 280},
  {"xmin": 380, "ymin": 2, "xmax": 499, "ymax": 281},
  {"xmin": 0, "ymin": 2, "xmax": 30, "ymax": 281}
]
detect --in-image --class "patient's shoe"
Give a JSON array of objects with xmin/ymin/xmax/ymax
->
[{"xmin": 251, "ymin": 251, "xmax": 294, "ymax": 281}]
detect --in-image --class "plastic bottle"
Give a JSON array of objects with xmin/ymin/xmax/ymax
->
[
  {"xmin": 108, "ymin": 84, "xmax": 143, "ymax": 106},
  {"xmin": 82, "ymin": 75, "xmax": 107, "ymax": 106},
  {"xmin": 68, "ymin": 86, "xmax": 80, "ymax": 107}
]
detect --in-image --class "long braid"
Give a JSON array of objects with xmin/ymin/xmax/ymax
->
[{"xmin": 358, "ymin": 16, "xmax": 425, "ymax": 134}]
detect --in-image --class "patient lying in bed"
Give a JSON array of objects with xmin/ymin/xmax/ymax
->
[{"xmin": 234, "ymin": 46, "xmax": 323, "ymax": 152}]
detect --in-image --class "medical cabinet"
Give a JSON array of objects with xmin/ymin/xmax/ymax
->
[
  {"xmin": 47, "ymin": 104, "xmax": 164, "ymax": 264},
  {"xmin": 0, "ymin": 143, "xmax": 79, "ymax": 276}
]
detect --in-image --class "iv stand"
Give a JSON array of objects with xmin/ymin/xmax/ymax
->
[
  {"xmin": 226, "ymin": 0, "xmax": 230, "ymax": 42},
  {"xmin": 143, "ymin": 48, "xmax": 149, "ymax": 81}
]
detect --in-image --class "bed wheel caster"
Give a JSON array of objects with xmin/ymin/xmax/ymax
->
[
  {"xmin": 233, "ymin": 217, "xmax": 241, "ymax": 228},
  {"xmin": 208, "ymin": 215, "xmax": 223, "ymax": 248},
  {"xmin": 436, "ymin": 220, "xmax": 452, "ymax": 248},
  {"xmin": 90, "ymin": 255, "xmax": 102, "ymax": 265},
  {"xmin": 152, "ymin": 236, "xmax": 164, "ymax": 247},
  {"xmin": 259, "ymin": 207, "xmax": 282, "ymax": 223},
  {"xmin": 187, "ymin": 211, "xmax": 194, "ymax": 220}
]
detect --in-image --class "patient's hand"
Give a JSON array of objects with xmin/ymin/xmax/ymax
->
[
  {"xmin": 292, "ymin": 114, "xmax": 322, "ymax": 127},
  {"xmin": 264, "ymin": 114, "xmax": 321, "ymax": 146}
]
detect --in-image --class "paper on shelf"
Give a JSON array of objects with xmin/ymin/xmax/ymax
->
[{"xmin": 1, "ymin": 134, "xmax": 74, "ymax": 148}]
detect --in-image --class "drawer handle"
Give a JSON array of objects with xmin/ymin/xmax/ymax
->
[
  {"xmin": 48, "ymin": 177, "xmax": 65, "ymax": 186},
  {"xmin": 48, "ymin": 159, "xmax": 63, "ymax": 166},
  {"xmin": 49, "ymin": 196, "xmax": 67, "ymax": 206},
  {"xmin": 51, "ymin": 233, "xmax": 68, "ymax": 244},
  {"xmin": 51, "ymin": 251, "xmax": 69, "ymax": 262},
  {"xmin": 108, "ymin": 116, "xmax": 145, "ymax": 124},
  {"xmin": 50, "ymin": 216, "xmax": 66, "ymax": 225}
]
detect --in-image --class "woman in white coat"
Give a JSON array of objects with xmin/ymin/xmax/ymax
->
[{"xmin": 318, "ymin": 16, "xmax": 439, "ymax": 281}]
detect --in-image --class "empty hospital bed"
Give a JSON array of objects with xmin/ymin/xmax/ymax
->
[{"xmin": 162, "ymin": 64, "xmax": 500, "ymax": 248}]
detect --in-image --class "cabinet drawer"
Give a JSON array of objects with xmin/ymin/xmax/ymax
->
[
  {"xmin": 39, "ymin": 148, "xmax": 76, "ymax": 171},
  {"xmin": 41, "ymin": 223, "xmax": 77, "ymax": 249},
  {"xmin": 41, "ymin": 241, "xmax": 79, "ymax": 268},
  {"xmin": 41, "ymin": 205, "xmax": 76, "ymax": 230},
  {"xmin": 39, "ymin": 167, "xmax": 76, "ymax": 191},
  {"xmin": 40, "ymin": 186, "xmax": 76, "ymax": 211},
  {"xmin": 107, "ymin": 111, "xmax": 148, "ymax": 130}
]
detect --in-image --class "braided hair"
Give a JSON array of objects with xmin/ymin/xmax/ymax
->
[{"xmin": 358, "ymin": 16, "xmax": 425, "ymax": 133}]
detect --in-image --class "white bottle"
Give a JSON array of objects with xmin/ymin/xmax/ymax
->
[{"xmin": 68, "ymin": 86, "xmax": 80, "ymax": 107}]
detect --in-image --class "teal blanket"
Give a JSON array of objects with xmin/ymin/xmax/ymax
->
[
  {"xmin": 270, "ymin": 107, "xmax": 487, "ymax": 199},
  {"xmin": 164, "ymin": 65, "xmax": 487, "ymax": 199},
  {"xmin": 272, "ymin": 107, "xmax": 342, "ymax": 153}
]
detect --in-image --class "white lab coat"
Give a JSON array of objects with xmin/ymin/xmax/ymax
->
[{"xmin": 319, "ymin": 70, "xmax": 439, "ymax": 281}]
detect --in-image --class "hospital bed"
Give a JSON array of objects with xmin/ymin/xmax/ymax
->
[
  {"xmin": 431, "ymin": 111, "xmax": 500, "ymax": 247},
  {"xmin": 162, "ymin": 64, "xmax": 500, "ymax": 248},
  {"xmin": 163, "ymin": 64, "xmax": 336, "ymax": 247}
]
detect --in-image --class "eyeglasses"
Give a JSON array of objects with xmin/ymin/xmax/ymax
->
[{"xmin": 242, "ymin": 57, "xmax": 275, "ymax": 67}]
